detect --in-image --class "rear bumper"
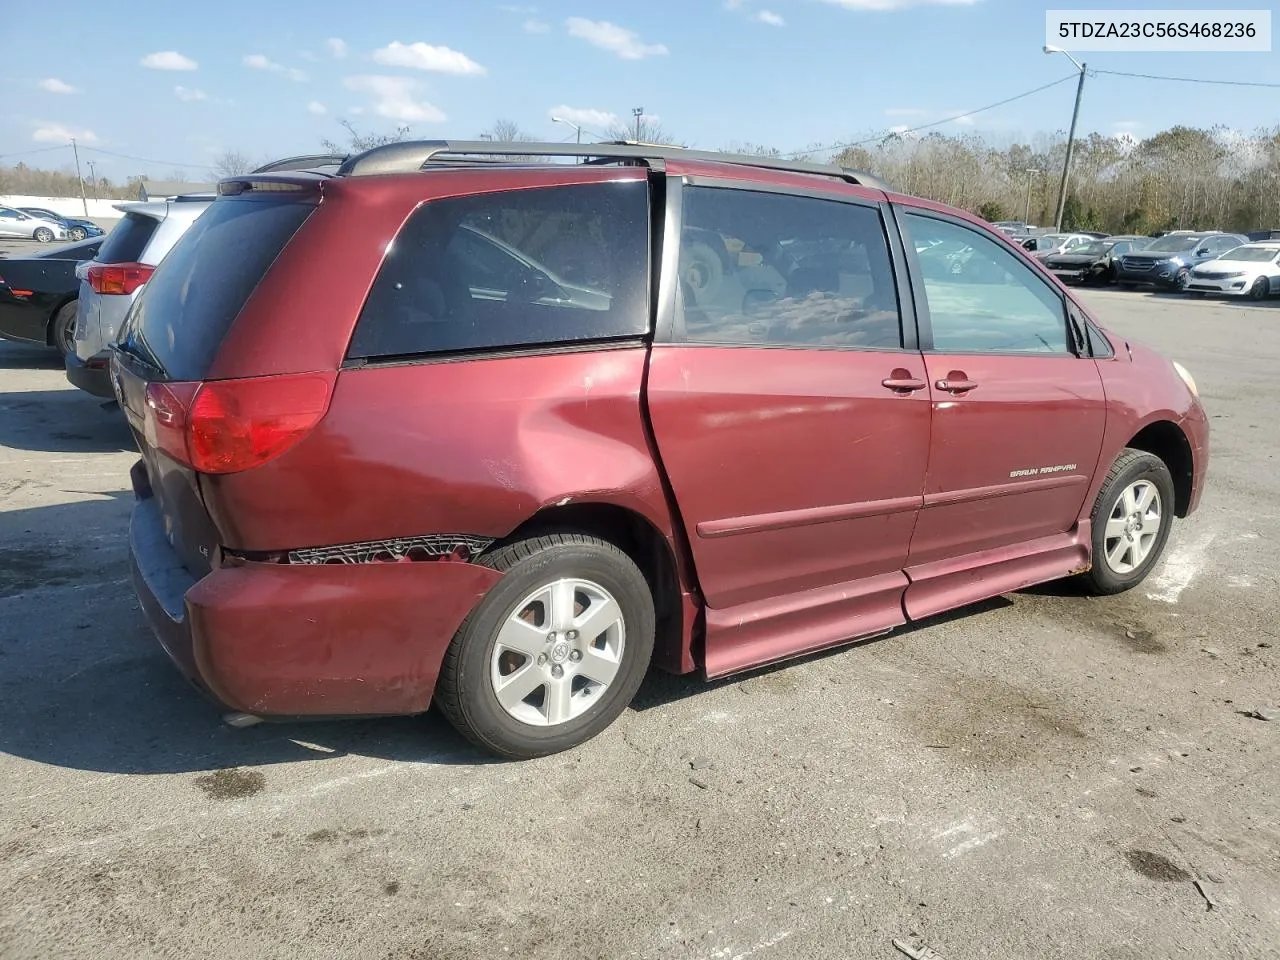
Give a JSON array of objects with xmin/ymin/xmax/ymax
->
[
  {"xmin": 65, "ymin": 351, "xmax": 114, "ymax": 397},
  {"xmin": 128, "ymin": 482, "xmax": 504, "ymax": 717}
]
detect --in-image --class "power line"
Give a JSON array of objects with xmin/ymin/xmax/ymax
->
[
  {"xmin": 0, "ymin": 144, "xmax": 71, "ymax": 161},
  {"xmin": 789, "ymin": 74, "xmax": 1078, "ymax": 158},
  {"xmin": 1093, "ymin": 68, "xmax": 1280, "ymax": 89},
  {"xmin": 79, "ymin": 145, "xmax": 216, "ymax": 171}
]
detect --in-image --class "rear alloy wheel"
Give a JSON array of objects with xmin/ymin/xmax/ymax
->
[
  {"xmin": 435, "ymin": 533, "xmax": 655, "ymax": 759},
  {"xmin": 1250, "ymin": 277, "xmax": 1270, "ymax": 300},
  {"xmin": 34, "ymin": 227, "xmax": 54, "ymax": 243},
  {"xmin": 1079, "ymin": 448, "xmax": 1176, "ymax": 595},
  {"xmin": 49, "ymin": 301, "xmax": 78, "ymax": 357}
]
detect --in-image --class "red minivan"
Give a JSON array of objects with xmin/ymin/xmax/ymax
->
[{"xmin": 111, "ymin": 141, "xmax": 1208, "ymax": 759}]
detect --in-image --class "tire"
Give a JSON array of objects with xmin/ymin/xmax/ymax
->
[
  {"xmin": 34, "ymin": 227, "xmax": 54, "ymax": 243},
  {"xmin": 48, "ymin": 301, "xmax": 77, "ymax": 357},
  {"xmin": 1078, "ymin": 448, "xmax": 1176, "ymax": 596},
  {"xmin": 69, "ymin": 227, "xmax": 87, "ymax": 242},
  {"xmin": 435, "ymin": 533, "xmax": 655, "ymax": 759},
  {"xmin": 1250, "ymin": 277, "xmax": 1269, "ymax": 300},
  {"xmin": 1173, "ymin": 267, "xmax": 1190, "ymax": 291}
]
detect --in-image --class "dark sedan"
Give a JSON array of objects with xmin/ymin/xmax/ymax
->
[
  {"xmin": 17, "ymin": 207, "xmax": 105, "ymax": 242},
  {"xmin": 0, "ymin": 237, "xmax": 102, "ymax": 355},
  {"xmin": 1043, "ymin": 237, "xmax": 1146, "ymax": 284}
]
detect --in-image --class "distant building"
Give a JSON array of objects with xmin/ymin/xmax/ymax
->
[{"xmin": 137, "ymin": 180, "xmax": 215, "ymax": 201}]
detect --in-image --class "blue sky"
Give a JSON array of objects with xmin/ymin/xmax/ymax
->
[{"xmin": 3, "ymin": 0, "xmax": 1277, "ymax": 181}]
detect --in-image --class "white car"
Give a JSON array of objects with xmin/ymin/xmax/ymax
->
[
  {"xmin": 1186, "ymin": 242, "xmax": 1280, "ymax": 299},
  {"xmin": 1022, "ymin": 233, "xmax": 1095, "ymax": 260},
  {"xmin": 0, "ymin": 205, "xmax": 70, "ymax": 243}
]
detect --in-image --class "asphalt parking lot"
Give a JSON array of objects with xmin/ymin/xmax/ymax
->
[
  {"xmin": 2, "ymin": 289, "xmax": 1278, "ymax": 960},
  {"xmin": 0, "ymin": 218, "xmax": 119, "ymax": 260}
]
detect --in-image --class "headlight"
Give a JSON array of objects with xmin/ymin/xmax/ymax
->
[{"xmin": 1172, "ymin": 361, "xmax": 1198, "ymax": 398}]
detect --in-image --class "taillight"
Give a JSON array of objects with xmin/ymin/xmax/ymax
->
[
  {"xmin": 87, "ymin": 262, "xmax": 154, "ymax": 295},
  {"xmin": 143, "ymin": 373, "xmax": 335, "ymax": 474}
]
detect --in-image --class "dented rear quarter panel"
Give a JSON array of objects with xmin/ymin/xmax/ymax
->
[{"xmin": 201, "ymin": 346, "xmax": 683, "ymax": 553}]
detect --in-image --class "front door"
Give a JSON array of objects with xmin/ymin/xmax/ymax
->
[
  {"xmin": 645, "ymin": 181, "xmax": 931, "ymax": 676},
  {"xmin": 897, "ymin": 210, "xmax": 1107, "ymax": 593}
]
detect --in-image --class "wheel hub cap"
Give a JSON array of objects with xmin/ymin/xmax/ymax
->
[
  {"xmin": 1104, "ymin": 479, "xmax": 1163, "ymax": 574},
  {"xmin": 549, "ymin": 640, "xmax": 570, "ymax": 664}
]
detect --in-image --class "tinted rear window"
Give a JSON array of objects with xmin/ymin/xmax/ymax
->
[
  {"xmin": 120, "ymin": 197, "xmax": 314, "ymax": 381},
  {"xmin": 348, "ymin": 180, "xmax": 650, "ymax": 359},
  {"xmin": 98, "ymin": 213, "xmax": 161, "ymax": 264}
]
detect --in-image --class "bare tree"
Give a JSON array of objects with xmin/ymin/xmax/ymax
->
[
  {"xmin": 606, "ymin": 117, "xmax": 680, "ymax": 146},
  {"xmin": 320, "ymin": 119, "xmax": 409, "ymax": 154},
  {"xmin": 213, "ymin": 150, "xmax": 256, "ymax": 177},
  {"xmin": 479, "ymin": 119, "xmax": 534, "ymax": 142}
]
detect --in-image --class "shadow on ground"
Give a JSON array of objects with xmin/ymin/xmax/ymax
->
[{"xmin": 0, "ymin": 389, "xmax": 132, "ymax": 453}]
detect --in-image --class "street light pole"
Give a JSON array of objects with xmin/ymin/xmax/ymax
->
[
  {"xmin": 632, "ymin": 106, "xmax": 644, "ymax": 141},
  {"xmin": 1024, "ymin": 167, "xmax": 1041, "ymax": 224},
  {"xmin": 552, "ymin": 117, "xmax": 583, "ymax": 162},
  {"xmin": 1044, "ymin": 45, "xmax": 1086, "ymax": 232},
  {"xmin": 69, "ymin": 137, "xmax": 89, "ymax": 217}
]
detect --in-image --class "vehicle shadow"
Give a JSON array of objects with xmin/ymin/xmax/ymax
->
[
  {"xmin": 0, "ymin": 342, "xmax": 62, "ymax": 370},
  {"xmin": 0, "ymin": 389, "xmax": 134, "ymax": 453}
]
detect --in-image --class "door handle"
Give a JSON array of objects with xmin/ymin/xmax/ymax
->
[
  {"xmin": 881, "ymin": 376, "xmax": 927, "ymax": 393},
  {"xmin": 935, "ymin": 378, "xmax": 979, "ymax": 394}
]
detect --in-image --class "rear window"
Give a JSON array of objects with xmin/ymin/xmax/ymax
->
[
  {"xmin": 348, "ymin": 181, "xmax": 650, "ymax": 359},
  {"xmin": 97, "ymin": 213, "xmax": 161, "ymax": 264},
  {"xmin": 120, "ymin": 197, "xmax": 314, "ymax": 381}
]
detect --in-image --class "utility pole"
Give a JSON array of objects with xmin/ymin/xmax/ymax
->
[
  {"xmin": 632, "ymin": 106, "xmax": 643, "ymax": 142},
  {"xmin": 86, "ymin": 160, "xmax": 98, "ymax": 199},
  {"xmin": 1043, "ymin": 46, "xmax": 1086, "ymax": 232},
  {"xmin": 1024, "ymin": 167, "xmax": 1041, "ymax": 224},
  {"xmin": 70, "ymin": 137, "xmax": 89, "ymax": 217}
]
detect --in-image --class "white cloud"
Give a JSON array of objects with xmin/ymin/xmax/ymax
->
[
  {"xmin": 308, "ymin": 100, "xmax": 328, "ymax": 115},
  {"xmin": 38, "ymin": 77, "xmax": 81, "ymax": 94},
  {"xmin": 344, "ymin": 75, "xmax": 446, "ymax": 123},
  {"xmin": 565, "ymin": 18, "xmax": 668, "ymax": 59},
  {"xmin": 372, "ymin": 41, "xmax": 487, "ymax": 76},
  {"xmin": 326, "ymin": 37, "xmax": 349, "ymax": 59},
  {"xmin": 524, "ymin": 19, "xmax": 551, "ymax": 33},
  {"xmin": 174, "ymin": 85, "xmax": 208, "ymax": 101},
  {"xmin": 140, "ymin": 50, "xmax": 198, "ymax": 71},
  {"xmin": 32, "ymin": 122, "xmax": 98, "ymax": 144},
  {"xmin": 548, "ymin": 105, "xmax": 620, "ymax": 132},
  {"xmin": 889, "ymin": 124, "xmax": 911, "ymax": 134},
  {"xmin": 949, "ymin": 111, "xmax": 976, "ymax": 126},
  {"xmin": 884, "ymin": 107, "xmax": 928, "ymax": 117},
  {"xmin": 821, "ymin": 0, "xmax": 977, "ymax": 9},
  {"xmin": 755, "ymin": 10, "xmax": 785, "ymax": 25},
  {"xmin": 243, "ymin": 54, "xmax": 308, "ymax": 81}
]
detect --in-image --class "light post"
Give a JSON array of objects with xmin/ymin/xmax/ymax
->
[
  {"xmin": 1044, "ymin": 44, "xmax": 1087, "ymax": 232},
  {"xmin": 552, "ymin": 116, "xmax": 583, "ymax": 144},
  {"xmin": 1024, "ymin": 167, "xmax": 1041, "ymax": 224}
]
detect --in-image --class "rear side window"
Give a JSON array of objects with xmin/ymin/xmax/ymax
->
[
  {"xmin": 348, "ymin": 181, "xmax": 650, "ymax": 359},
  {"xmin": 98, "ymin": 213, "xmax": 160, "ymax": 263},
  {"xmin": 121, "ymin": 197, "xmax": 314, "ymax": 381}
]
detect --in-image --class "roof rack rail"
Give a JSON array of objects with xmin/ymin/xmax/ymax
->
[
  {"xmin": 250, "ymin": 154, "xmax": 349, "ymax": 174},
  {"xmin": 335, "ymin": 140, "xmax": 889, "ymax": 191}
]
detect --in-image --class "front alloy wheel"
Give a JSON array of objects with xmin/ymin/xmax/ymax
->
[{"xmin": 1080, "ymin": 448, "xmax": 1176, "ymax": 595}]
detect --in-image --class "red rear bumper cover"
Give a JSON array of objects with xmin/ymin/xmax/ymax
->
[{"xmin": 129, "ymin": 496, "xmax": 501, "ymax": 717}]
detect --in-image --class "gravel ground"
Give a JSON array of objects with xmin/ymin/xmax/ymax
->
[{"xmin": 1, "ymin": 289, "xmax": 1278, "ymax": 960}]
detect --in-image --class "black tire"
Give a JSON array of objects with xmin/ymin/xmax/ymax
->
[
  {"xmin": 1173, "ymin": 267, "xmax": 1190, "ymax": 291},
  {"xmin": 1078, "ymin": 448, "xmax": 1176, "ymax": 596},
  {"xmin": 435, "ymin": 533, "xmax": 655, "ymax": 759},
  {"xmin": 34, "ymin": 227, "xmax": 54, "ymax": 243},
  {"xmin": 48, "ymin": 301, "xmax": 77, "ymax": 357},
  {"xmin": 69, "ymin": 227, "xmax": 87, "ymax": 242},
  {"xmin": 1250, "ymin": 277, "xmax": 1269, "ymax": 300}
]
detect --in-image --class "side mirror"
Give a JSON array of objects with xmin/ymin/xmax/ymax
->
[{"xmin": 1194, "ymin": 248, "xmax": 1209, "ymax": 257}]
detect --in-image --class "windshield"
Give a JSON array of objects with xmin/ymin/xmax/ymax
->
[
  {"xmin": 1144, "ymin": 235, "xmax": 1203, "ymax": 253},
  {"xmin": 1038, "ymin": 235, "xmax": 1064, "ymax": 247},
  {"xmin": 1219, "ymin": 246, "xmax": 1279, "ymax": 262}
]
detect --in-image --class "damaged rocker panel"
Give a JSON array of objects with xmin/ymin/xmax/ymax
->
[{"xmin": 286, "ymin": 534, "xmax": 496, "ymax": 565}]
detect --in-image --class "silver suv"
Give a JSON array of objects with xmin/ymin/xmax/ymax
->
[{"xmin": 66, "ymin": 194, "xmax": 213, "ymax": 396}]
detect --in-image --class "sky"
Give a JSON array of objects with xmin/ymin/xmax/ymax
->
[{"xmin": 3, "ymin": 0, "xmax": 1278, "ymax": 182}]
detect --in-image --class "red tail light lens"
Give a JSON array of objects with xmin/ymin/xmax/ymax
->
[
  {"xmin": 143, "ymin": 373, "xmax": 336, "ymax": 474},
  {"xmin": 87, "ymin": 262, "xmax": 154, "ymax": 295}
]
